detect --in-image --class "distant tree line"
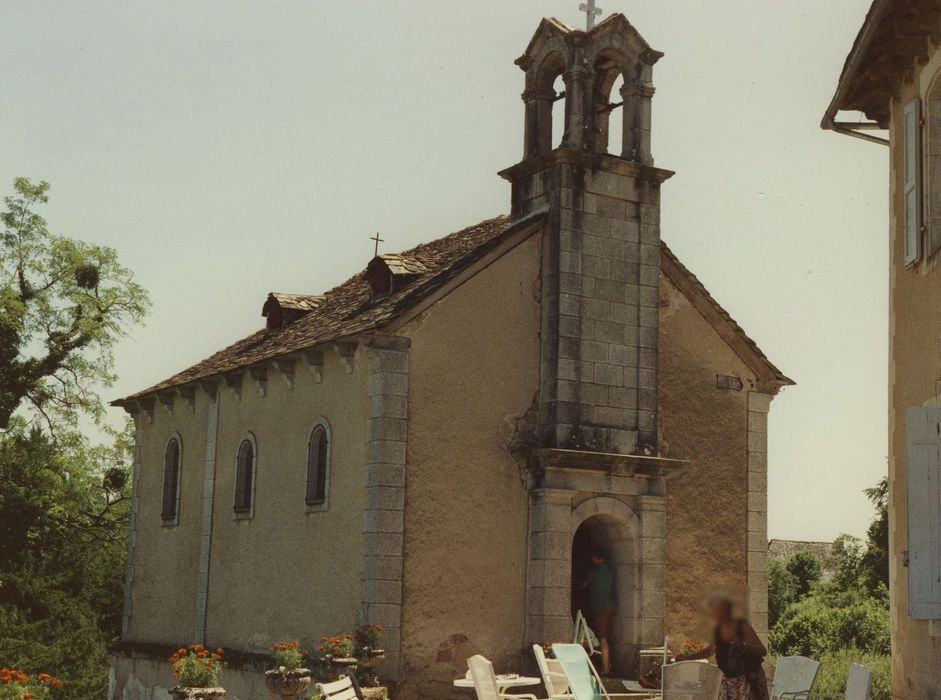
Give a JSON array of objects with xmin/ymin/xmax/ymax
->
[{"xmin": 768, "ymin": 476, "xmax": 891, "ymax": 699}]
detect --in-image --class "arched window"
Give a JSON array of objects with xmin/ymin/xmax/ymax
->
[
  {"xmin": 306, "ymin": 422, "xmax": 330, "ymax": 507},
  {"xmin": 234, "ymin": 436, "xmax": 256, "ymax": 514},
  {"xmin": 162, "ymin": 436, "xmax": 182, "ymax": 522}
]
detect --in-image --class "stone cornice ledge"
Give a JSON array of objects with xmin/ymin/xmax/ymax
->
[
  {"xmin": 527, "ymin": 448, "xmax": 688, "ymax": 479},
  {"xmin": 498, "ymin": 147, "xmax": 675, "ymax": 184}
]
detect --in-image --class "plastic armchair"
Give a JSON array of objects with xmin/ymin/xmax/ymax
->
[
  {"xmin": 771, "ymin": 656, "xmax": 821, "ymax": 700},
  {"xmin": 533, "ymin": 644, "xmax": 575, "ymax": 700},
  {"xmin": 661, "ymin": 661, "xmax": 722, "ymax": 700},
  {"xmin": 468, "ymin": 655, "xmax": 547, "ymax": 700},
  {"xmin": 805, "ymin": 663, "xmax": 872, "ymax": 700}
]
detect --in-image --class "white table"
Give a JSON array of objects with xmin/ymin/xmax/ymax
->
[{"xmin": 453, "ymin": 675, "xmax": 541, "ymax": 690}]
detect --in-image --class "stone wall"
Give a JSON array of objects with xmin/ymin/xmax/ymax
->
[{"xmin": 508, "ymin": 153, "xmax": 668, "ymax": 455}]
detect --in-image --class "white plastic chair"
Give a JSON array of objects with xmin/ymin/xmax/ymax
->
[
  {"xmin": 316, "ymin": 675, "xmax": 364, "ymax": 700},
  {"xmin": 573, "ymin": 610, "xmax": 602, "ymax": 657},
  {"xmin": 661, "ymin": 661, "xmax": 722, "ymax": 700},
  {"xmin": 468, "ymin": 655, "xmax": 544, "ymax": 700},
  {"xmin": 771, "ymin": 656, "xmax": 821, "ymax": 700},
  {"xmin": 533, "ymin": 644, "xmax": 574, "ymax": 700},
  {"xmin": 807, "ymin": 663, "xmax": 872, "ymax": 700}
]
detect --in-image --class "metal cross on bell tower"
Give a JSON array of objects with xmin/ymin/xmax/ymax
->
[{"xmin": 578, "ymin": 0, "xmax": 602, "ymax": 30}]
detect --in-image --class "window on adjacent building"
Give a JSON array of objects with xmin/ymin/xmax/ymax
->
[
  {"xmin": 234, "ymin": 437, "xmax": 256, "ymax": 514},
  {"xmin": 162, "ymin": 436, "xmax": 182, "ymax": 522},
  {"xmin": 906, "ymin": 406, "xmax": 941, "ymax": 618},
  {"xmin": 306, "ymin": 423, "xmax": 330, "ymax": 507},
  {"xmin": 904, "ymin": 98, "xmax": 923, "ymax": 265}
]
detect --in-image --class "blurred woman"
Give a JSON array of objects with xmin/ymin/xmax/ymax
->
[{"xmin": 679, "ymin": 593, "xmax": 769, "ymax": 700}]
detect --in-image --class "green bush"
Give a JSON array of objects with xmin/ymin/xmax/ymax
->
[
  {"xmin": 770, "ymin": 593, "xmax": 890, "ymax": 658},
  {"xmin": 812, "ymin": 649, "xmax": 891, "ymax": 700}
]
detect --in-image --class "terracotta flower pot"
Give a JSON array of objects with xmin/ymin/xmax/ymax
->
[
  {"xmin": 169, "ymin": 687, "xmax": 226, "ymax": 700},
  {"xmin": 264, "ymin": 667, "xmax": 312, "ymax": 697}
]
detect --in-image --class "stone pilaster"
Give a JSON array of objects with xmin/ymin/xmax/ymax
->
[
  {"xmin": 120, "ymin": 416, "xmax": 144, "ymax": 640},
  {"xmin": 361, "ymin": 337, "xmax": 410, "ymax": 679},
  {"xmin": 526, "ymin": 489, "xmax": 576, "ymax": 644},
  {"xmin": 194, "ymin": 390, "xmax": 220, "ymax": 643},
  {"xmin": 746, "ymin": 392, "xmax": 773, "ymax": 641},
  {"xmin": 637, "ymin": 495, "xmax": 667, "ymax": 646}
]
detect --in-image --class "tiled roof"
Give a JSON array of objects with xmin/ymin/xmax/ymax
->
[
  {"xmin": 823, "ymin": 0, "xmax": 941, "ymax": 127},
  {"xmin": 117, "ymin": 214, "xmax": 521, "ymax": 402},
  {"xmin": 117, "ymin": 214, "xmax": 792, "ymax": 403},
  {"xmin": 377, "ymin": 254, "xmax": 431, "ymax": 276},
  {"xmin": 265, "ymin": 293, "xmax": 323, "ymax": 312}
]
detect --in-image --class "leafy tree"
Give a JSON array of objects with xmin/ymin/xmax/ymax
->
[
  {"xmin": 768, "ymin": 558, "xmax": 798, "ymax": 627},
  {"xmin": 786, "ymin": 551, "xmax": 822, "ymax": 599},
  {"xmin": 0, "ymin": 177, "xmax": 148, "ymax": 431},
  {"xmin": 0, "ymin": 177, "xmax": 146, "ymax": 699},
  {"xmin": 0, "ymin": 419, "xmax": 133, "ymax": 698},
  {"xmin": 861, "ymin": 476, "xmax": 889, "ymax": 595}
]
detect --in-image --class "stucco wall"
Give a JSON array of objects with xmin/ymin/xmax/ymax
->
[
  {"xmin": 206, "ymin": 350, "xmax": 369, "ymax": 650},
  {"xmin": 658, "ymin": 275, "xmax": 756, "ymax": 644},
  {"xmin": 126, "ymin": 393, "xmax": 209, "ymax": 643},
  {"xmin": 396, "ymin": 233, "xmax": 542, "ymax": 699},
  {"xmin": 886, "ymin": 52, "xmax": 941, "ymax": 700},
  {"xmin": 122, "ymin": 348, "xmax": 369, "ymax": 655}
]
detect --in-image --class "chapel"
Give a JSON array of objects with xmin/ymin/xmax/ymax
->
[{"xmin": 109, "ymin": 12, "xmax": 792, "ymax": 700}]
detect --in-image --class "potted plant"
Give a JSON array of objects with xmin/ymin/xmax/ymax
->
[
  {"xmin": 169, "ymin": 645, "xmax": 225, "ymax": 699},
  {"xmin": 0, "ymin": 668, "xmax": 63, "ymax": 700},
  {"xmin": 264, "ymin": 641, "xmax": 312, "ymax": 698},
  {"xmin": 353, "ymin": 624, "xmax": 385, "ymax": 667},
  {"xmin": 318, "ymin": 634, "xmax": 357, "ymax": 679}
]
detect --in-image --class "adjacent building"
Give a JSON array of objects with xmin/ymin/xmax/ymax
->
[{"xmin": 823, "ymin": 1, "xmax": 941, "ymax": 697}]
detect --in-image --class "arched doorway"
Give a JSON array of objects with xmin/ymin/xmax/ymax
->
[{"xmin": 570, "ymin": 511, "xmax": 640, "ymax": 676}]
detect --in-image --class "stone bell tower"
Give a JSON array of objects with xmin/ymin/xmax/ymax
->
[
  {"xmin": 501, "ymin": 16, "xmax": 682, "ymax": 664},
  {"xmin": 499, "ymin": 14, "xmax": 673, "ymax": 456}
]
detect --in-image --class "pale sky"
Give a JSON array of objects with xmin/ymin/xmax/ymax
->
[{"xmin": 1, "ymin": 0, "xmax": 887, "ymax": 542}]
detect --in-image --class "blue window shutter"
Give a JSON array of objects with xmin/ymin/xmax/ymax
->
[
  {"xmin": 904, "ymin": 99, "xmax": 923, "ymax": 265},
  {"xmin": 907, "ymin": 406, "xmax": 941, "ymax": 618}
]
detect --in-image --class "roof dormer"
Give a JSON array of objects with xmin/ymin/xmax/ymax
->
[
  {"xmin": 365, "ymin": 254, "xmax": 430, "ymax": 300},
  {"xmin": 262, "ymin": 293, "xmax": 323, "ymax": 333}
]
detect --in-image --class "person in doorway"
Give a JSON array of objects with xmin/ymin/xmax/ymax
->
[
  {"xmin": 585, "ymin": 548, "xmax": 615, "ymax": 676},
  {"xmin": 679, "ymin": 593, "xmax": 769, "ymax": 700}
]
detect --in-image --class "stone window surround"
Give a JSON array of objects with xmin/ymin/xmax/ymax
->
[
  {"xmin": 305, "ymin": 417, "xmax": 332, "ymax": 513},
  {"xmin": 161, "ymin": 432, "xmax": 184, "ymax": 527},
  {"xmin": 233, "ymin": 432, "xmax": 258, "ymax": 521}
]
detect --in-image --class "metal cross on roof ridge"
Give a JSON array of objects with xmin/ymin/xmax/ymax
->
[
  {"xmin": 371, "ymin": 232, "xmax": 384, "ymax": 257},
  {"xmin": 579, "ymin": 0, "xmax": 602, "ymax": 30}
]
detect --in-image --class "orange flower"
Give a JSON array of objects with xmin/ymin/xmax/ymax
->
[
  {"xmin": 214, "ymin": 648, "xmax": 223, "ymax": 656},
  {"xmin": 38, "ymin": 673, "xmax": 52, "ymax": 682},
  {"xmin": 23, "ymin": 693, "xmax": 33, "ymax": 700},
  {"xmin": 53, "ymin": 679, "xmax": 64, "ymax": 688}
]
